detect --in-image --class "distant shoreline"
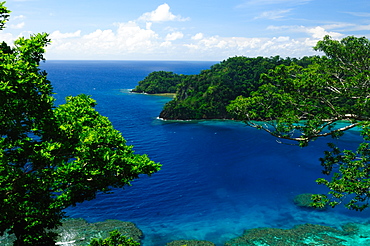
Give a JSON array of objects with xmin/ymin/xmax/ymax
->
[{"xmin": 130, "ymin": 91, "xmax": 176, "ymax": 98}]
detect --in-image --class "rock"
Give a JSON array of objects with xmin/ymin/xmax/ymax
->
[
  {"xmin": 224, "ymin": 224, "xmax": 347, "ymax": 246},
  {"xmin": 56, "ymin": 218, "xmax": 143, "ymax": 245},
  {"xmin": 293, "ymin": 193, "xmax": 326, "ymax": 210}
]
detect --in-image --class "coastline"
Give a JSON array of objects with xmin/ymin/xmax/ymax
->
[
  {"xmin": 147, "ymin": 92, "xmax": 176, "ymax": 98},
  {"xmin": 127, "ymin": 89, "xmax": 176, "ymax": 98}
]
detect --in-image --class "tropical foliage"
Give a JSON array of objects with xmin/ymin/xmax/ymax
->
[
  {"xmin": 89, "ymin": 230, "xmax": 140, "ymax": 246},
  {"xmin": 0, "ymin": 3, "xmax": 160, "ymax": 245},
  {"xmin": 157, "ymin": 56, "xmax": 315, "ymax": 120},
  {"xmin": 132, "ymin": 71, "xmax": 184, "ymax": 94}
]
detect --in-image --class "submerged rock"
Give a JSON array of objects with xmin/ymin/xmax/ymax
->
[
  {"xmin": 0, "ymin": 218, "xmax": 143, "ymax": 246},
  {"xmin": 56, "ymin": 218, "xmax": 143, "ymax": 245},
  {"xmin": 224, "ymin": 224, "xmax": 348, "ymax": 246},
  {"xmin": 293, "ymin": 193, "xmax": 327, "ymax": 210},
  {"xmin": 166, "ymin": 239, "xmax": 215, "ymax": 246}
]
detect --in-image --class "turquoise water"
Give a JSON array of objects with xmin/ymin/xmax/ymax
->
[{"xmin": 42, "ymin": 61, "xmax": 370, "ymax": 246}]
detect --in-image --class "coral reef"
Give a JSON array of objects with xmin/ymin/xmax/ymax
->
[
  {"xmin": 224, "ymin": 224, "xmax": 348, "ymax": 246},
  {"xmin": 56, "ymin": 218, "xmax": 143, "ymax": 245},
  {"xmin": 3, "ymin": 218, "xmax": 370, "ymax": 245}
]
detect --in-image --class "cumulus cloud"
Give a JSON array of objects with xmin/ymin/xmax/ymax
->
[
  {"xmin": 192, "ymin": 33, "xmax": 204, "ymax": 40},
  {"xmin": 184, "ymin": 34, "xmax": 319, "ymax": 59},
  {"xmin": 45, "ymin": 22, "xmax": 327, "ymax": 60},
  {"xmin": 45, "ymin": 26, "xmax": 326, "ymax": 60},
  {"xmin": 50, "ymin": 30, "xmax": 81, "ymax": 39},
  {"xmin": 9, "ymin": 22, "xmax": 25, "ymax": 29},
  {"xmin": 46, "ymin": 20, "xmax": 162, "ymax": 58},
  {"xmin": 165, "ymin": 32, "xmax": 184, "ymax": 41},
  {"xmin": 13, "ymin": 15, "xmax": 25, "ymax": 20},
  {"xmin": 138, "ymin": 3, "xmax": 189, "ymax": 22},
  {"xmin": 8, "ymin": 15, "xmax": 26, "ymax": 29},
  {"xmin": 39, "ymin": 3, "xmax": 336, "ymax": 60},
  {"xmin": 305, "ymin": 26, "xmax": 343, "ymax": 39}
]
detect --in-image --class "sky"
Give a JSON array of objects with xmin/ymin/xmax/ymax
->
[{"xmin": 1, "ymin": 0, "xmax": 370, "ymax": 61}]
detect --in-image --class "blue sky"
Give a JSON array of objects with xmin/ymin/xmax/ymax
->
[{"xmin": 1, "ymin": 0, "xmax": 370, "ymax": 60}]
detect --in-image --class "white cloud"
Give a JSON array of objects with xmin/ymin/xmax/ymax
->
[
  {"xmin": 47, "ymin": 21, "xmax": 162, "ymax": 58},
  {"xmin": 0, "ymin": 32, "xmax": 16, "ymax": 45},
  {"xmin": 255, "ymin": 9, "xmax": 292, "ymax": 19},
  {"xmin": 306, "ymin": 26, "xmax": 343, "ymax": 39},
  {"xmin": 192, "ymin": 33, "xmax": 204, "ymax": 40},
  {"xmin": 50, "ymin": 30, "xmax": 81, "ymax": 39},
  {"xmin": 83, "ymin": 29, "xmax": 114, "ymax": 41},
  {"xmin": 146, "ymin": 22, "xmax": 153, "ymax": 30},
  {"xmin": 344, "ymin": 12, "xmax": 370, "ymax": 17},
  {"xmin": 321, "ymin": 23, "xmax": 355, "ymax": 30},
  {"xmin": 267, "ymin": 25, "xmax": 344, "ymax": 39},
  {"xmin": 8, "ymin": 15, "xmax": 26, "ymax": 29},
  {"xmin": 13, "ymin": 15, "xmax": 25, "ymax": 20},
  {"xmin": 138, "ymin": 3, "xmax": 189, "ymax": 22},
  {"xmin": 33, "ymin": 3, "xmax": 342, "ymax": 60},
  {"xmin": 44, "ymin": 21, "xmax": 326, "ymax": 60},
  {"xmin": 160, "ymin": 41, "xmax": 172, "ymax": 47},
  {"xmin": 165, "ymin": 32, "xmax": 183, "ymax": 41},
  {"xmin": 347, "ymin": 24, "xmax": 370, "ymax": 31},
  {"xmin": 180, "ymin": 33, "xmax": 330, "ymax": 60},
  {"xmin": 275, "ymin": 36, "xmax": 290, "ymax": 42},
  {"xmin": 115, "ymin": 21, "xmax": 159, "ymax": 49},
  {"xmin": 9, "ymin": 22, "xmax": 25, "ymax": 29}
]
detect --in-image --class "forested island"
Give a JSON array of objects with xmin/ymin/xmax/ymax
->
[{"xmin": 132, "ymin": 55, "xmax": 316, "ymax": 120}]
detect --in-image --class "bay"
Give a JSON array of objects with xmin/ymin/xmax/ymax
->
[{"xmin": 41, "ymin": 60, "xmax": 370, "ymax": 246}]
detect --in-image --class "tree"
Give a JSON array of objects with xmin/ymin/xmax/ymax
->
[
  {"xmin": 0, "ymin": 3, "xmax": 160, "ymax": 245},
  {"xmin": 227, "ymin": 35, "xmax": 370, "ymax": 211},
  {"xmin": 89, "ymin": 230, "xmax": 140, "ymax": 246}
]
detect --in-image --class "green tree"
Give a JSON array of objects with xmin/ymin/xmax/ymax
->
[
  {"xmin": 0, "ymin": 3, "xmax": 160, "ymax": 245},
  {"xmin": 89, "ymin": 230, "xmax": 140, "ymax": 246},
  {"xmin": 227, "ymin": 35, "xmax": 370, "ymax": 211}
]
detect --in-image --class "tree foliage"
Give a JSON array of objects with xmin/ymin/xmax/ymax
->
[
  {"xmin": 131, "ymin": 71, "xmax": 184, "ymax": 94},
  {"xmin": 158, "ymin": 56, "xmax": 315, "ymax": 120},
  {"xmin": 89, "ymin": 230, "xmax": 140, "ymax": 246},
  {"xmin": 227, "ymin": 35, "xmax": 370, "ymax": 211},
  {"xmin": 0, "ymin": 3, "xmax": 160, "ymax": 245}
]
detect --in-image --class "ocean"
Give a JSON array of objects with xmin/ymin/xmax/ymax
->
[{"xmin": 41, "ymin": 60, "xmax": 370, "ymax": 245}]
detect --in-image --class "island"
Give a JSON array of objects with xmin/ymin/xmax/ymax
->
[{"xmin": 132, "ymin": 56, "xmax": 316, "ymax": 120}]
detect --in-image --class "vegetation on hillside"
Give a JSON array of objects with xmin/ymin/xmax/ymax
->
[
  {"xmin": 132, "ymin": 71, "xmax": 184, "ymax": 94},
  {"xmin": 135, "ymin": 55, "xmax": 315, "ymax": 120}
]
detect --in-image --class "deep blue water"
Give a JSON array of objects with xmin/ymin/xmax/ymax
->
[{"xmin": 41, "ymin": 60, "xmax": 370, "ymax": 246}]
